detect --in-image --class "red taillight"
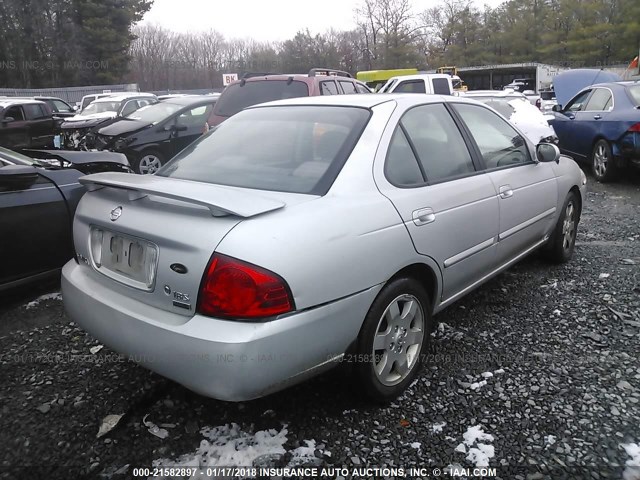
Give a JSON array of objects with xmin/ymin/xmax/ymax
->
[
  {"xmin": 628, "ymin": 123, "xmax": 640, "ymax": 132},
  {"xmin": 197, "ymin": 254, "xmax": 294, "ymax": 319}
]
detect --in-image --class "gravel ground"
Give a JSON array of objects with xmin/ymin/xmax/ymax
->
[{"xmin": 1, "ymin": 168, "xmax": 639, "ymax": 480}]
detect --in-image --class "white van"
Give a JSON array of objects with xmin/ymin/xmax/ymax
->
[{"xmin": 378, "ymin": 74, "xmax": 454, "ymax": 95}]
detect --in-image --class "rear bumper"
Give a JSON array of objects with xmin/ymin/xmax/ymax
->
[
  {"xmin": 62, "ymin": 261, "xmax": 381, "ymax": 401},
  {"xmin": 615, "ymin": 132, "xmax": 640, "ymax": 168}
]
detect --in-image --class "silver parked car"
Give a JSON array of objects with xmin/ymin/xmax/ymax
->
[{"xmin": 62, "ymin": 95, "xmax": 587, "ymax": 402}]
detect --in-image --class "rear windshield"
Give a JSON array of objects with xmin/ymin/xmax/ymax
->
[
  {"xmin": 157, "ymin": 106, "xmax": 370, "ymax": 195},
  {"xmin": 628, "ymin": 85, "xmax": 640, "ymax": 106},
  {"xmin": 214, "ymin": 80, "xmax": 309, "ymax": 117},
  {"xmin": 471, "ymin": 97, "xmax": 516, "ymax": 118},
  {"xmin": 82, "ymin": 101, "xmax": 120, "ymax": 115}
]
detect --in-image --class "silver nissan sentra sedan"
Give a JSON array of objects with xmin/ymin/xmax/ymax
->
[{"xmin": 62, "ymin": 94, "xmax": 587, "ymax": 402}]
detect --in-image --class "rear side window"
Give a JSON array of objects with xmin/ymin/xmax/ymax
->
[
  {"xmin": 24, "ymin": 104, "xmax": 48, "ymax": 119},
  {"xmin": 585, "ymin": 88, "xmax": 613, "ymax": 111},
  {"xmin": 432, "ymin": 78, "xmax": 451, "ymax": 95},
  {"xmin": 355, "ymin": 82, "xmax": 371, "ymax": 94},
  {"xmin": 158, "ymin": 106, "xmax": 370, "ymax": 195},
  {"xmin": 401, "ymin": 104, "xmax": 475, "ymax": 183},
  {"xmin": 394, "ymin": 80, "xmax": 426, "ymax": 94},
  {"xmin": 320, "ymin": 81, "xmax": 339, "ymax": 95},
  {"xmin": 629, "ymin": 85, "xmax": 640, "ymax": 106},
  {"xmin": 214, "ymin": 80, "xmax": 309, "ymax": 117}
]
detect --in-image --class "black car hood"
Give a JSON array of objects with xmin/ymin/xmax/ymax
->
[
  {"xmin": 60, "ymin": 117, "xmax": 111, "ymax": 130},
  {"xmin": 23, "ymin": 149, "xmax": 129, "ymax": 166},
  {"xmin": 98, "ymin": 118, "xmax": 153, "ymax": 137}
]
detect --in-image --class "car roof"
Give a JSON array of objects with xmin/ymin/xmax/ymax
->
[
  {"xmin": 92, "ymin": 93, "xmax": 156, "ymax": 103},
  {"xmin": 159, "ymin": 95, "xmax": 218, "ymax": 106},
  {"xmin": 247, "ymin": 93, "xmax": 477, "ymax": 110},
  {"xmin": 0, "ymin": 98, "xmax": 47, "ymax": 108},
  {"xmin": 464, "ymin": 90, "xmax": 526, "ymax": 97},
  {"xmin": 385, "ymin": 74, "xmax": 452, "ymax": 82}
]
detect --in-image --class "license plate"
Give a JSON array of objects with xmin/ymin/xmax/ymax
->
[{"xmin": 90, "ymin": 227, "xmax": 158, "ymax": 290}]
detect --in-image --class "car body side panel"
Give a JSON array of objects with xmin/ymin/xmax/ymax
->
[{"xmin": 0, "ymin": 173, "xmax": 72, "ymax": 285}]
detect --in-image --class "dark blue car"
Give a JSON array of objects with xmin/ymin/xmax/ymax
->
[{"xmin": 549, "ymin": 81, "xmax": 640, "ymax": 182}]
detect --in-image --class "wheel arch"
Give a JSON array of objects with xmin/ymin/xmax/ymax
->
[{"xmin": 387, "ymin": 262, "xmax": 440, "ymax": 315}]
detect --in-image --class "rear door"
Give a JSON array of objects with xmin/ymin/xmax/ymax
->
[
  {"xmin": 452, "ymin": 102, "xmax": 557, "ymax": 265},
  {"xmin": 0, "ymin": 105, "xmax": 30, "ymax": 149},
  {"xmin": 0, "ymin": 162, "xmax": 71, "ymax": 286},
  {"xmin": 375, "ymin": 102, "xmax": 500, "ymax": 302},
  {"xmin": 24, "ymin": 103, "xmax": 55, "ymax": 147}
]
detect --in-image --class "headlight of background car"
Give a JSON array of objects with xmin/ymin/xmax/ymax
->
[{"xmin": 113, "ymin": 137, "xmax": 135, "ymax": 151}]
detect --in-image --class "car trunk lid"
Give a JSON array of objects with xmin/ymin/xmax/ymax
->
[{"xmin": 73, "ymin": 173, "xmax": 313, "ymax": 317}]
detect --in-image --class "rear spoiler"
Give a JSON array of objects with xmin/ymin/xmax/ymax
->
[{"xmin": 79, "ymin": 173, "xmax": 285, "ymax": 218}]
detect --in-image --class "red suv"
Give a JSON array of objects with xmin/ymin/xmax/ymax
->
[{"xmin": 209, "ymin": 68, "xmax": 371, "ymax": 126}]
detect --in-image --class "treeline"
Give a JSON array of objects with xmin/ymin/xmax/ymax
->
[
  {"xmin": 129, "ymin": 0, "xmax": 640, "ymax": 90},
  {"xmin": 0, "ymin": 0, "xmax": 152, "ymax": 88},
  {"xmin": 1, "ymin": 0, "xmax": 639, "ymax": 89}
]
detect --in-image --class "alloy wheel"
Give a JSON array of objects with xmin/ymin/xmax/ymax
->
[
  {"xmin": 593, "ymin": 143, "xmax": 608, "ymax": 178},
  {"xmin": 372, "ymin": 294, "xmax": 424, "ymax": 386},
  {"xmin": 139, "ymin": 155, "xmax": 162, "ymax": 175},
  {"xmin": 562, "ymin": 201, "xmax": 576, "ymax": 252}
]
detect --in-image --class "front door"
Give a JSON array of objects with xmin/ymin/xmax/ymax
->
[{"xmin": 452, "ymin": 102, "xmax": 558, "ymax": 265}]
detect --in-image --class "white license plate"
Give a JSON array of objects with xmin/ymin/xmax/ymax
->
[{"xmin": 90, "ymin": 227, "xmax": 158, "ymax": 290}]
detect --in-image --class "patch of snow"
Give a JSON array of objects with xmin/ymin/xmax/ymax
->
[
  {"xmin": 431, "ymin": 422, "xmax": 446, "ymax": 433},
  {"xmin": 621, "ymin": 443, "xmax": 640, "ymax": 480},
  {"xmin": 25, "ymin": 292, "xmax": 62, "ymax": 310},
  {"xmin": 152, "ymin": 423, "xmax": 329, "ymax": 475},
  {"xmin": 467, "ymin": 443, "xmax": 495, "ymax": 467},
  {"xmin": 454, "ymin": 425, "xmax": 496, "ymax": 468},
  {"xmin": 469, "ymin": 380, "xmax": 487, "ymax": 390}
]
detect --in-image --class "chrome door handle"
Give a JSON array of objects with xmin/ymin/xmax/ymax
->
[
  {"xmin": 412, "ymin": 208, "xmax": 435, "ymax": 226},
  {"xmin": 593, "ymin": 114, "xmax": 602, "ymax": 120},
  {"xmin": 499, "ymin": 185, "xmax": 513, "ymax": 199}
]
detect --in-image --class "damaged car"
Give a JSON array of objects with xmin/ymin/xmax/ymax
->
[
  {"xmin": 0, "ymin": 146, "xmax": 130, "ymax": 290},
  {"xmin": 59, "ymin": 93, "xmax": 157, "ymax": 150}
]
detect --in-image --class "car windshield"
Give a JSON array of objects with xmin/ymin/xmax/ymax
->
[
  {"xmin": 628, "ymin": 85, "xmax": 640, "ymax": 106},
  {"xmin": 125, "ymin": 102, "xmax": 183, "ymax": 123},
  {"xmin": 214, "ymin": 80, "xmax": 309, "ymax": 117},
  {"xmin": 0, "ymin": 146, "xmax": 35, "ymax": 165},
  {"xmin": 81, "ymin": 101, "xmax": 121, "ymax": 115},
  {"xmin": 157, "ymin": 105, "xmax": 370, "ymax": 195}
]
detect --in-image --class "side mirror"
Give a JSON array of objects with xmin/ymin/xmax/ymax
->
[
  {"xmin": 1, "ymin": 116, "xmax": 15, "ymax": 124},
  {"xmin": 72, "ymin": 105, "xmax": 78, "ymax": 112},
  {"xmin": 174, "ymin": 124, "xmax": 188, "ymax": 132},
  {"xmin": 552, "ymin": 105, "xmax": 561, "ymax": 112},
  {"xmin": 536, "ymin": 143, "xmax": 561, "ymax": 163},
  {"xmin": 0, "ymin": 165, "xmax": 39, "ymax": 190}
]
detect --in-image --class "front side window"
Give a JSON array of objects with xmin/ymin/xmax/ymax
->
[
  {"xmin": 320, "ymin": 81, "xmax": 339, "ymax": 95},
  {"xmin": 5, "ymin": 106, "xmax": 25, "ymax": 121},
  {"xmin": 394, "ymin": 80, "xmax": 426, "ymax": 94},
  {"xmin": 339, "ymin": 81, "xmax": 357, "ymax": 94},
  {"xmin": 177, "ymin": 105, "xmax": 212, "ymax": 125},
  {"xmin": 454, "ymin": 103, "xmax": 531, "ymax": 170},
  {"xmin": 585, "ymin": 88, "xmax": 613, "ymax": 111},
  {"xmin": 157, "ymin": 106, "xmax": 370, "ymax": 195},
  {"xmin": 565, "ymin": 90, "xmax": 591, "ymax": 112},
  {"xmin": 52, "ymin": 100, "xmax": 73, "ymax": 112}
]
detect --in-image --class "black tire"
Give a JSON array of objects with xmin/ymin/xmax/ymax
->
[
  {"xmin": 132, "ymin": 149, "xmax": 165, "ymax": 175},
  {"xmin": 544, "ymin": 191, "xmax": 580, "ymax": 264},
  {"xmin": 591, "ymin": 139, "xmax": 617, "ymax": 183},
  {"xmin": 354, "ymin": 277, "xmax": 432, "ymax": 402}
]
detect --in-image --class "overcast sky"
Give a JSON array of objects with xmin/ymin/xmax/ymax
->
[{"xmin": 141, "ymin": 0, "xmax": 507, "ymax": 42}]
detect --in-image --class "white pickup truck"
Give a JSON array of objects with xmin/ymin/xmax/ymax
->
[{"xmin": 378, "ymin": 74, "xmax": 454, "ymax": 95}]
